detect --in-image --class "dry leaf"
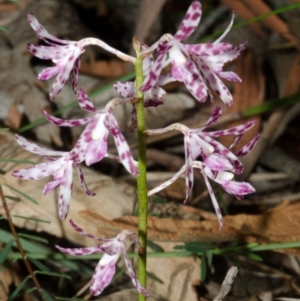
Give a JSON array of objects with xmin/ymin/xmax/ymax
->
[
  {"xmin": 221, "ymin": 0, "xmax": 299, "ymax": 47},
  {"xmin": 80, "ymin": 200, "xmax": 300, "ymax": 254},
  {"xmin": 220, "ymin": 0, "xmax": 266, "ymax": 37}
]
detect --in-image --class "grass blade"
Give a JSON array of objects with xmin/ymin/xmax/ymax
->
[
  {"xmin": 12, "ymin": 215, "xmax": 51, "ymax": 224},
  {"xmin": 18, "ymin": 233, "xmax": 48, "ymax": 244},
  {"xmin": 3, "ymin": 184, "xmax": 38, "ymax": 205},
  {"xmin": 8, "ymin": 275, "xmax": 31, "ymax": 300},
  {"xmin": 0, "ymin": 239, "xmax": 14, "ymax": 264}
]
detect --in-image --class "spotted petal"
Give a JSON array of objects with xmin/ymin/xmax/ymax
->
[
  {"xmin": 44, "ymin": 110, "xmax": 95, "ymax": 127},
  {"xmin": 202, "ymin": 171, "xmax": 223, "ymax": 229},
  {"xmin": 121, "ymin": 244, "xmax": 149, "ymax": 296},
  {"xmin": 58, "ymin": 160, "xmax": 73, "ymax": 219},
  {"xmin": 218, "ymin": 180, "xmax": 255, "ymax": 196},
  {"xmin": 14, "ymin": 134, "xmax": 66, "ymax": 157},
  {"xmin": 113, "ymin": 81, "xmax": 135, "ymax": 98},
  {"xmin": 140, "ymin": 51, "xmax": 168, "ymax": 92},
  {"xmin": 174, "ymin": 1, "xmax": 202, "ymax": 41},
  {"xmin": 148, "ymin": 165, "xmax": 186, "ymax": 197},
  {"xmin": 76, "ymin": 164, "xmax": 96, "ymax": 196},
  {"xmin": 12, "ymin": 158, "xmax": 63, "ymax": 180},
  {"xmin": 90, "ymin": 254, "xmax": 118, "ymax": 296},
  {"xmin": 72, "ymin": 56, "xmax": 81, "ymax": 92},
  {"xmin": 204, "ymin": 153, "xmax": 233, "ymax": 171},
  {"xmin": 56, "ymin": 244, "xmax": 105, "ymax": 256},
  {"xmin": 236, "ymin": 134, "xmax": 260, "ymax": 157},
  {"xmin": 49, "ymin": 46, "xmax": 82, "ymax": 100},
  {"xmin": 69, "ymin": 219, "xmax": 111, "ymax": 242},
  {"xmin": 77, "ymin": 88, "xmax": 98, "ymax": 112},
  {"xmin": 27, "ymin": 12, "xmax": 68, "ymax": 44},
  {"xmin": 27, "ymin": 44, "xmax": 70, "ymax": 60},
  {"xmin": 183, "ymin": 135, "xmax": 194, "ymax": 203},
  {"xmin": 207, "ymin": 120, "xmax": 255, "ymax": 137},
  {"xmin": 104, "ymin": 114, "xmax": 138, "ymax": 176},
  {"xmin": 185, "ymin": 43, "xmax": 233, "ymax": 56}
]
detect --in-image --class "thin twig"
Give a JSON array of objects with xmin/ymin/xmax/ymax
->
[{"xmin": 0, "ymin": 184, "xmax": 45, "ymax": 300}]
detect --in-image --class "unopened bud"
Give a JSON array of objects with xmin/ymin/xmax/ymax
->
[{"xmin": 133, "ymin": 36, "xmax": 141, "ymax": 53}]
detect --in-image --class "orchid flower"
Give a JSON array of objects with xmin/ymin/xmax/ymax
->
[
  {"xmin": 43, "ymin": 88, "xmax": 138, "ymax": 175},
  {"xmin": 27, "ymin": 13, "xmax": 135, "ymax": 100},
  {"xmin": 148, "ymin": 159, "xmax": 256, "ymax": 229},
  {"xmin": 140, "ymin": 1, "xmax": 246, "ymax": 106},
  {"xmin": 11, "ymin": 135, "xmax": 95, "ymax": 220},
  {"xmin": 146, "ymin": 106, "xmax": 259, "ymax": 228},
  {"xmin": 56, "ymin": 219, "xmax": 148, "ymax": 296},
  {"xmin": 114, "ymin": 45, "xmax": 175, "ymax": 131}
]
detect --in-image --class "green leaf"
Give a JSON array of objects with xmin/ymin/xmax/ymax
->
[
  {"xmin": 243, "ymin": 93, "xmax": 300, "ymax": 117},
  {"xmin": 184, "ymin": 242, "xmax": 215, "ymax": 254},
  {"xmin": 200, "ymin": 253, "xmax": 207, "ymax": 282},
  {"xmin": 250, "ymin": 241, "xmax": 300, "ymax": 251},
  {"xmin": 3, "ymin": 184, "xmax": 38, "ymax": 205},
  {"xmin": 0, "ymin": 229, "xmax": 49, "ymax": 254},
  {"xmin": 57, "ymin": 259, "xmax": 83, "ymax": 272},
  {"xmin": 12, "ymin": 215, "xmax": 50, "ymax": 224},
  {"xmin": 41, "ymin": 290, "xmax": 55, "ymax": 301},
  {"xmin": 8, "ymin": 275, "xmax": 31, "ymax": 300},
  {"xmin": 147, "ymin": 240, "xmax": 164, "ymax": 252},
  {"xmin": 245, "ymin": 243, "xmax": 260, "ymax": 250},
  {"xmin": 150, "ymin": 196, "xmax": 165, "ymax": 204},
  {"xmin": 4, "ymin": 195, "xmax": 21, "ymax": 202},
  {"xmin": 173, "ymin": 244, "xmax": 185, "ymax": 250},
  {"xmin": 0, "ymin": 26, "xmax": 8, "ymax": 32},
  {"xmin": 18, "ymin": 233, "xmax": 48, "ymax": 244},
  {"xmin": 35, "ymin": 270, "xmax": 71, "ymax": 280},
  {"xmin": 0, "ymin": 128, "xmax": 9, "ymax": 131},
  {"xmin": 24, "ymin": 287, "xmax": 37, "ymax": 294},
  {"xmin": 146, "ymin": 271, "xmax": 164, "ymax": 284},
  {"xmin": 28, "ymin": 257, "xmax": 50, "ymax": 272},
  {"xmin": 246, "ymin": 253, "xmax": 263, "ymax": 262},
  {"xmin": 0, "ymin": 239, "xmax": 14, "ymax": 264},
  {"xmin": 207, "ymin": 252, "xmax": 213, "ymax": 266},
  {"xmin": 0, "ymin": 158, "xmax": 36, "ymax": 165},
  {"xmin": 0, "ymin": 169, "xmax": 7, "ymax": 175}
]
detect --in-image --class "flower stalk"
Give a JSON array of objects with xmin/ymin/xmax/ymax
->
[{"xmin": 134, "ymin": 37, "xmax": 148, "ymax": 301}]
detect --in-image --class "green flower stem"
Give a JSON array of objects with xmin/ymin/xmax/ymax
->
[{"xmin": 134, "ymin": 41, "xmax": 148, "ymax": 301}]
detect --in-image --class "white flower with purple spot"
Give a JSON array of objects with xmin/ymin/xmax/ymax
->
[
  {"xmin": 43, "ymin": 88, "xmax": 138, "ymax": 175},
  {"xmin": 140, "ymin": 1, "xmax": 246, "ymax": 106},
  {"xmin": 56, "ymin": 219, "xmax": 148, "ymax": 297},
  {"xmin": 27, "ymin": 13, "xmax": 135, "ymax": 100},
  {"xmin": 146, "ymin": 106, "xmax": 259, "ymax": 228},
  {"xmin": 11, "ymin": 134, "xmax": 95, "ymax": 220},
  {"xmin": 148, "ymin": 160, "xmax": 256, "ymax": 229}
]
